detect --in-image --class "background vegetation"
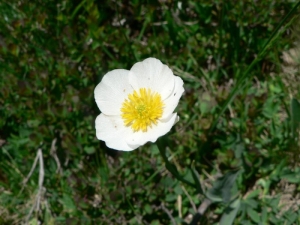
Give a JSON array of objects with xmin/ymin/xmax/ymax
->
[{"xmin": 1, "ymin": 0, "xmax": 300, "ymax": 224}]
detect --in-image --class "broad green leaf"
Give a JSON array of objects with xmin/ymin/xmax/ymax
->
[
  {"xmin": 245, "ymin": 189, "xmax": 260, "ymax": 199},
  {"xmin": 261, "ymin": 206, "xmax": 268, "ymax": 224},
  {"xmin": 220, "ymin": 198, "xmax": 241, "ymax": 225},
  {"xmin": 206, "ymin": 170, "xmax": 240, "ymax": 203},
  {"xmin": 61, "ymin": 194, "xmax": 76, "ymax": 213},
  {"xmin": 281, "ymin": 173, "xmax": 300, "ymax": 183},
  {"xmin": 144, "ymin": 204, "xmax": 153, "ymax": 214},
  {"xmin": 284, "ymin": 210, "xmax": 298, "ymax": 224},
  {"xmin": 244, "ymin": 199, "xmax": 258, "ymax": 209},
  {"xmin": 247, "ymin": 207, "xmax": 260, "ymax": 223}
]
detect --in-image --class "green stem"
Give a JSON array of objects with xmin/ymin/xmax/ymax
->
[{"xmin": 156, "ymin": 142, "xmax": 196, "ymax": 189}]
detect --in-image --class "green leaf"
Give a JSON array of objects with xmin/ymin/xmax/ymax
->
[
  {"xmin": 284, "ymin": 210, "xmax": 298, "ymax": 224},
  {"xmin": 144, "ymin": 204, "xmax": 153, "ymax": 214},
  {"xmin": 190, "ymin": 163, "xmax": 204, "ymax": 195},
  {"xmin": 61, "ymin": 194, "xmax": 76, "ymax": 213},
  {"xmin": 261, "ymin": 206, "xmax": 268, "ymax": 224},
  {"xmin": 84, "ymin": 146, "xmax": 95, "ymax": 154},
  {"xmin": 220, "ymin": 198, "xmax": 241, "ymax": 225},
  {"xmin": 156, "ymin": 142, "xmax": 196, "ymax": 189},
  {"xmin": 281, "ymin": 173, "xmax": 300, "ymax": 183},
  {"xmin": 206, "ymin": 170, "xmax": 240, "ymax": 203},
  {"xmin": 247, "ymin": 207, "xmax": 260, "ymax": 223},
  {"xmin": 29, "ymin": 218, "xmax": 38, "ymax": 225},
  {"xmin": 245, "ymin": 189, "xmax": 260, "ymax": 199},
  {"xmin": 244, "ymin": 199, "xmax": 258, "ymax": 209}
]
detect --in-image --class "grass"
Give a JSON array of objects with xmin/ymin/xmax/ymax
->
[{"xmin": 1, "ymin": 0, "xmax": 300, "ymax": 224}]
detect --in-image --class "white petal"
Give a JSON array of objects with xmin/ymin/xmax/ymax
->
[
  {"xmin": 95, "ymin": 114, "xmax": 139, "ymax": 151},
  {"xmin": 129, "ymin": 58, "xmax": 175, "ymax": 100},
  {"xmin": 162, "ymin": 76, "xmax": 184, "ymax": 119},
  {"xmin": 94, "ymin": 69, "xmax": 133, "ymax": 115},
  {"xmin": 126, "ymin": 113, "xmax": 178, "ymax": 146}
]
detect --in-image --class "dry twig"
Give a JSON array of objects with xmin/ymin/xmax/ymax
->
[
  {"xmin": 161, "ymin": 203, "xmax": 177, "ymax": 225},
  {"xmin": 22, "ymin": 148, "xmax": 45, "ymax": 224},
  {"xmin": 50, "ymin": 138, "xmax": 62, "ymax": 175},
  {"xmin": 189, "ymin": 198, "xmax": 212, "ymax": 225}
]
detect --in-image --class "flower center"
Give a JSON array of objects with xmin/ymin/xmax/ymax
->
[{"xmin": 121, "ymin": 88, "xmax": 164, "ymax": 132}]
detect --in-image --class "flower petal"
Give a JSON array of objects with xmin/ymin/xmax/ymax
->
[
  {"xmin": 95, "ymin": 114, "xmax": 139, "ymax": 151},
  {"xmin": 94, "ymin": 69, "xmax": 133, "ymax": 115},
  {"xmin": 161, "ymin": 76, "xmax": 184, "ymax": 119},
  {"xmin": 126, "ymin": 113, "xmax": 178, "ymax": 146},
  {"xmin": 129, "ymin": 58, "xmax": 175, "ymax": 100}
]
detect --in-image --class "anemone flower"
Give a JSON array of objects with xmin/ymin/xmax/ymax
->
[{"xmin": 94, "ymin": 58, "xmax": 184, "ymax": 151}]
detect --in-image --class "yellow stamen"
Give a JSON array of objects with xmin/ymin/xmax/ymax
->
[{"xmin": 121, "ymin": 88, "xmax": 164, "ymax": 132}]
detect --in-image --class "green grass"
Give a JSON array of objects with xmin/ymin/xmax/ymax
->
[{"xmin": 1, "ymin": 0, "xmax": 300, "ymax": 224}]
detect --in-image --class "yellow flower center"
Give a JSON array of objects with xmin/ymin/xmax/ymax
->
[{"xmin": 121, "ymin": 88, "xmax": 164, "ymax": 132}]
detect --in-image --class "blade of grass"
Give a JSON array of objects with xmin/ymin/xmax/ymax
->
[{"xmin": 291, "ymin": 98, "xmax": 300, "ymax": 137}]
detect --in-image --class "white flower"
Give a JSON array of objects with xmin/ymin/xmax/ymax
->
[{"xmin": 94, "ymin": 58, "xmax": 184, "ymax": 151}]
